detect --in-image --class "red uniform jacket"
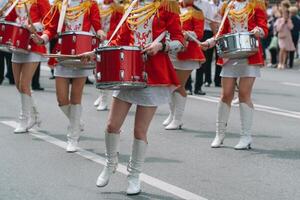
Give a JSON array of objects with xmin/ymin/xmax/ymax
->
[
  {"xmin": 44, "ymin": 0, "xmax": 101, "ymax": 41},
  {"xmin": 6, "ymin": 0, "xmax": 51, "ymax": 54},
  {"xmin": 112, "ymin": 8, "xmax": 184, "ymax": 87},
  {"xmin": 217, "ymin": 2, "xmax": 268, "ymax": 66},
  {"xmin": 177, "ymin": 6, "xmax": 205, "ymax": 63},
  {"xmin": 101, "ymin": 4, "xmax": 123, "ymax": 39}
]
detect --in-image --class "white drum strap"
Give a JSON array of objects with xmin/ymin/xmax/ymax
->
[
  {"xmin": 57, "ymin": 0, "xmax": 71, "ymax": 34},
  {"xmin": 215, "ymin": 1, "xmax": 233, "ymax": 39},
  {"xmin": 2, "ymin": 0, "xmax": 20, "ymax": 18},
  {"xmin": 105, "ymin": 0, "xmax": 138, "ymax": 46}
]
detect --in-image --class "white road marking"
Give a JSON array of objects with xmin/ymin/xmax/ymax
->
[
  {"xmin": 1, "ymin": 120, "xmax": 207, "ymax": 200},
  {"xmin": 281, "ymin": 82, "xmax": 300, "ymax": 87},
  {"xmin": 188, "ymin": 95, "xmax": 300, "ymax": 120}
]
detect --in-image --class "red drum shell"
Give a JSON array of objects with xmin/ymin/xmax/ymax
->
[
  {"xmin": 58, "ymin": 31, "xmax": 96, "ymax": 69},
  {"xmin": 95, "ymin": 46, "xmax": 147, "ymax": 90},
  {"xmin": 60, "ymin": 31, "xmax": 94, "ymax": 55},
  {"xmin": 0, "ymin": 21, "xmax": 31, "ymax": 54}
]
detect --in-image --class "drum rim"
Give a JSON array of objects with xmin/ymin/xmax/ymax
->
[
  {"xmin": 96, "ymin": 46, "xmax": 141, "ymax": 52},
  {"xmin": 60, "ymin": 31, "xmax": 94, "ymax": 37},
  {"xmin": 218, "ymin": 31, "xmax": 256, "ymax": 39},
  {"xmin": 0, "ymin": 21, "xmax": 23, "ymax": 27}
]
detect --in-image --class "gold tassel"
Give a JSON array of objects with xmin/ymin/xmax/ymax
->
[
  {"xmin": 192, "ymin": 7, "xmax": 204, "ymax": 20},
  {"xmin": 159, "ymin": 0, "xmax": 180, "ymax": 14},
  {"xmin": 250, "ymin": 0, "xmax": 266, "ymax": 10}
]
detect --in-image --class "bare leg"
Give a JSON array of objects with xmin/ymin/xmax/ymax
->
[
  {"xmin": 211, "ymin": 77, "xmax": 236, "ymax": 148},
  {"xmin": 220, "ymin": 77, "xmax": 236, "ymax": 106},
  {"xmin": 12, "ymin": 63, "xmax": 22, "ymax": 91},
  {"xmin": 235, "ymin": 77, "xmax": 256, "ymax": 150},
  {"xmin": 238, "ymin": 77, "xmax": 256, "ymax": 107},
  {"xmin": 134, "ymin": 106, "xmax": 157, "ymax": 142},
  {"xmin": 174, "ymin": 69, "xmax": 193, "ymax": 97},
  {"xmin": 15, "ymin": 62, "xmax": 39, "ymax": 95},
  {"xmin": 70, "ymin": 77, "xmax": 86, "ymax": 105},
  {"xmin": 55, "ymin": 77, "xmax": 70, "ymax": 106},
  {"xmin": 164, "ymin": 69, "xmax": 192, "ymax": 129},
  {"xmin": 126, "ymin": 105, "xmax": 157, "ymax": 195},
  {"xmin": 106, "ymin": 97, "xmax": 132, "ymax": 133}
]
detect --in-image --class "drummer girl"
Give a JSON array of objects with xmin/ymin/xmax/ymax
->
[
  {"xmin": 32, "ymin": 0, "xmax": 105, "ymax": 152},
  {"xmin": 83, "ymin": 0, "xmax": 183, "ymax": 195},
  {"xmin": 93, "ymin": 0, "xmax": 124, "ymax": 111},
  {"xmin": 163, "ymin": 0, "xmax": 206, "ymax": 130},
  {"xmin": 5, "ymin": 0, "xmax": 50, "ymax": 133},
  {"xmin": 202, "ymin": 0, "xmax": 268, "ymax": 150}
]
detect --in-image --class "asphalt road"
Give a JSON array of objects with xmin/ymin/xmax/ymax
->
[{"xmin": 0, "ymin": 63, "xmax": 299, "ymax": 200}]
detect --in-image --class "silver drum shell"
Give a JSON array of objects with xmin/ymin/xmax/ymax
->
[{"xmin": 216, "ymin": 32, "xmax": 259, "ymax": 59}]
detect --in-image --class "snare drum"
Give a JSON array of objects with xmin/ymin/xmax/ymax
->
[
  {"xmin": 95, "ymin": 46, "xmax": 147, "ymax": 90},
  {"xmin": 216, "ymin": 32, "xmax": 259, "ymax": 59},
  {"xmin": 0, "ymin": 21, "xmax": 31, "ymax": 54},
  {"xmin": 58, "ymin": 31, "xmax": 98, "ymax": 69}
]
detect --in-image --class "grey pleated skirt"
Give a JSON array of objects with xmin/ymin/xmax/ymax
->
[{"xmin": 221, "ymin": 59, "xmax": 261, "ymax": 78}]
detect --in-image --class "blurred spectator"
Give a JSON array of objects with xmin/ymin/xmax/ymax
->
[
  {"xmin": 0, "ymin": 51, "xmax": 14, "ymax": 85},
  {"xmin": 288, "ymin": 6, "xmax": 300, "ymax": 68},
  {"xmin": 274, "ymin": 9, "xmax": 295, "ymax": 69},
  {"xmin": 31, "ymin": 63, "xmax": 44, "ymax": 90}
]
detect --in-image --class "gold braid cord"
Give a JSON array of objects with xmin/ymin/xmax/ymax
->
[
  {"xmin": 221, "ymin": 0, "xmax": 266, "ymax": 22},
  {"xmin": 180, "ymin": 7, "xmax": 204, "ymax": 23},
  {"xmin": 99, "ymin": 3, "xmax": 124, "ymax": 18},
  {"xmin": 127, "ymin": 0, "xmax": 179, "ymax": 30},
  {"xmin": 16, "ymin": 0, "xmax": 36, "ymax": 8}
]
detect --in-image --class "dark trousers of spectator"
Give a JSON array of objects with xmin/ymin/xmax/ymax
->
[
  {"xmin": 0, "ymin": 51, "xmax": 13, "ymax": 84},
  {"xmin": 32, "ymin": 63, "xmax": 42, "ymax": 89},
  {"xmin": 214, "ymin": 51, "xmax": 222, "ymax": 87},
  {"xmin": 288, "ymin": 36, "xmax": 299, "ymax": 68},
  {"xmin": 194, "ymin": 30, "xmax": 214, "ymax": 91},
  {"xmin": 269, "ymin": 48, "xmax": 277, "ymax": 65}
]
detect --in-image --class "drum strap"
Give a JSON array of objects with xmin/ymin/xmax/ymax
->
[
  {"xmin": 215, "ymin": 0, "xmax": 233, "ymax": 39},
  {"xmin": 105, "ymin": 0, "xmax": 138, "ymax": 46},
  {"xmin": 57, "ymin": 0, "xmax": 71, "ymax": 34},
  {"xmin": 2, "ymin": 0, "xmax": 20, "ymax": 18}
]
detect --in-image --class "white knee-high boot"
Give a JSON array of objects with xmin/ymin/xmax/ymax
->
[
  {"xmin": 126, "ymin": 139, "xmax": 147, "ymax": 195},
  {"xmin": 211, "ymin": 101, "xmax": 231, "ymax": 148},
  {"xmin": 162, "ymin": 93, "xmax": 175, "ymax": 126},
  {"xmin": 165, "ymin": 92, "xmax": 186, "ymax": 130},
  {"xmin": 60, "ymin": 104, "xmax": 84, "ymax": 131},
  {"xmin": 66, "ymin": 104, "xmax": 82, "ymax": 152},
  {"xmin": 96, "ymin": 90, "xmax": 109, "ymax": 111},
  {"xmin": 14, "ymin": 93, "xmax": 32, "ymax": 133},
  {"xmin": 27, "ymin": 95, "xmax": 41, "ymax": 129},
  {"xmin": 96, "ymin": 132, "xmax": 120, "ymax": 187},
  {"xmin": 235, "ymin": 103, "xmax": 253, "ymax": 150}
]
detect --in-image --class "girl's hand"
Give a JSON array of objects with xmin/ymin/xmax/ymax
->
[
  {"xmin": 251, "ymin": 27, "xmax": 262, "ymax": 38},
  {"xmin": 31, "ymin": 33, "xmax": 44, "ymax": 45},
  {"xmin": 200, "ymin": 38, "xmax": 216, "ymax": 51},
  {"xmin": 142, "ymin": 42, "xmax": 163, "ymax": 56},
  {"xmin": 96, "ymin": 30, "xmax": 107, "ymax": 42},
  {"xmin": 80, "ymin": 51, "xmax": 96, "ymax": 64}
]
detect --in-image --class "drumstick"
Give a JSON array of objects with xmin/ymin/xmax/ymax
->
[
  {"xmin": 184, "ymin": 31, "xmax": 202, "ymax": 46},
  {"xmin": 105, "ymin": 0, "xmax": 138, "ymax": 46},
  {"xmin": 2, "ymin": 0, "xmax": 20, "ymax": 18},
  {"xmin": 152, "ymin": 31, "xmax": 166, "ymax": 44},
  {"xmin": 57, "ymin": 0, "xmax": 70, "ymax": 34},
  {"xmin": 0, "ymin": 1, "xmax": 12, "ymax": 17},
  {"xmin": 24, "ymin": 2, "xmax": 37, "ymax": 33},
  {"xmin": 215, "ymin": 1, "xmax": 233, "ymax": 39}
]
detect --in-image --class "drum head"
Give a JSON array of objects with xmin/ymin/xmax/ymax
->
[
  {"xmin": 9, "ymin": 46, "xmax": 30, "ymax": 54},
  {"xmin": 58, "ymin": 58, "xmax": 96, "ymax": 69},
  {"xmin": 96, "ymin": 82, "xmax": 147, "ymax": 90},
  {"xmin": 0, "ymin": 45, "xmax": 11, "ymax": 53}
]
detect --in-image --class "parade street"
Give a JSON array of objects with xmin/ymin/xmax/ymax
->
[{"xmin": 0, "ymin": 64, "xmax": 300, "ymax": 200}]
